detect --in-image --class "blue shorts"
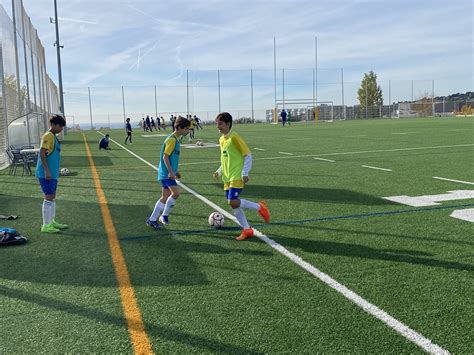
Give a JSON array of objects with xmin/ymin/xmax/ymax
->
[
  {"xmin": 38, "ymin": 178, "xmax": 58, "ymax": 195},
  {"xmin": 225, "ymin": 188, "xmax": 242, "ymax": 200},
  {"xmin": 160, "ymin": 178, "xmax": 178, "ymax": 189}
]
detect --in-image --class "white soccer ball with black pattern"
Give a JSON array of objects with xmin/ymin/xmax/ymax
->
[
  {"xmin": 60, "ymin": 167, "xmax": 70, "ymax": 176},
  {"xmin": 208, "ymin": 211, "xmax": 224, "ymax": 228}
]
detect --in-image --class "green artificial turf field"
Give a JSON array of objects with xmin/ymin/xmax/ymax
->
[{"xmin": 1, "ymin": 116, "xmax": 473, "ymax": 353}]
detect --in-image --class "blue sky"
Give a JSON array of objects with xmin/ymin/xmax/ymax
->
[{"xmin": 1, "ymin": 0, "xmax": 473, "ymax": 119}]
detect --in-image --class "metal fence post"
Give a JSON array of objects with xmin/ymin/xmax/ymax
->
[
  {"xmin": 154, "ymin": 85, "xmax": 158, "ymax": 118},
  {"xmin": 88, "ymin": 86, "xmax": 92, "ymax": 129},
  {"xmin": 121, "ymin": 85, "xmax": 126, "ymax": 123},
  {"xmin": 186, "ymin": 69, "xmax": 189, "ymax": 117},
  {"xmin": 432, "ymin": 80, "xmax": 435, "ymax": 116},
  {"xmin": 341, "ymin": 68, "xmax": 345, "ymax": 120},
  {"xmin": 250, "ymin": 69, "xmax": 254, "ymax": 121},
  {"xmin": 217, "ymin": 69, "xmax": 221, "ymax": 113}
]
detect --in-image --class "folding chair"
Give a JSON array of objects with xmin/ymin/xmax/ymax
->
[{"xmin": 7, "ymin": 149, "xmax": 29, "ymax": 176}]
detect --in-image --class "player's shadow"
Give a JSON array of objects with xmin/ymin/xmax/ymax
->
[
  {"xmin": 2, "ymin": 194, "xmax": 266, "ymax": 288},
  {"xmin": 268, "ymin": 233, "xmax": 474, "ymax": 272},
  {"xmin": 0, "ymin": 285, "xmax": 260, "ymax": 354},
  {"xmin": 214, "ymin": 184, "xmax": 395, "ymax": 206}
]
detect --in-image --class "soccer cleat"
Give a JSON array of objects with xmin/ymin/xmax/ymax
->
[
  {"xmin": 146, "ymin": 218, "xmax": 161, "ymax": 229},
  {"xmin": 258, "ymin": 201, "xmax": 270, "ymax": 223},
  {"xmin": 159, "ymin": 215, "xmax": 169, "ymax": 225},
  {"xmin": 40, "ymin": 223, "xmax": 60, "ymax": 234},
  {"xmin": 51, "ymin": 219, "xmax": 68, "ymax": 229},
  {"xmin": 235, "ymin": 227, "xmax": 254, "ymax": 241}
]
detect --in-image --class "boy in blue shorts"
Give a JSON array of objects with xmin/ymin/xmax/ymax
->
[
  {"xmin": 146, "ymin": 116, "xmax": 191, "ymax": 229},
  {"xmin": 213, "ymin": 112, "xmax": 270, "ymax": 241},
  {"xmin": 35, "ymin": 114, "xmax": 68, "ymax": 233}
]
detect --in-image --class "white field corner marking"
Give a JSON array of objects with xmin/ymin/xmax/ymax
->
[
  {"xmin": 450, "ymin": 209, "xmax": 474, "ymax": 222},
  {"xmin": 384, "ymin": 190, "xmax": 474, "ymax": 207},
  {"xmin": 100, "ymin": 131, "xmax": 450, "ymax": 354},
  {"xmin": 362, "ymin": 165, "xmax": 392, "ymax": 172}
]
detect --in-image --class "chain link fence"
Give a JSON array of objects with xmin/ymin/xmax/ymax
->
[
  {"xmin": 0, "ymin": 1, "xmax": 59, "ymax": 168},
  {"xmin": 64, "ymin": 69, "xmax": 472, "ymax": 130}
]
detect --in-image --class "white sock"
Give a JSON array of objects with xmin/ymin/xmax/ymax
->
[
  {"xmin": 162, "ymin": 196, "xmax": 176, "ymax": 216},
  {"xmin": 52, "ymin": 200, "xmax": 56, "ymax": 221},
  {"xmin": 240, "ymin": 199, "xmax": 259, "ymax": 210},
  {"xmin": 234, "ymin": 207, "xmax": 250, "ymax": 229},
  {"xmin": 150, "ymin": 201, "xmax": 165, "ymax": 221},
  {"xmin": 42, "ymin": 200, "xmax": 54, "ymax": 226}
]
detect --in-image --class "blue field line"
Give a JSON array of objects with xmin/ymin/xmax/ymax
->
[{"xmin": 120, "ymin": 203, "xmax": 474, "ymax": 241}]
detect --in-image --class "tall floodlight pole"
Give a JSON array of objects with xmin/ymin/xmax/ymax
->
[
  {"xmin": 53, "ymin": 0, "xmax": 64, "ymax": 116},
  {"xmin": 273, "ymin": 36, "xmax": 277, "ymax": 123},
  {"xmin": 314, "ymin": 36, "xmax": 318, "ymax": 105}
]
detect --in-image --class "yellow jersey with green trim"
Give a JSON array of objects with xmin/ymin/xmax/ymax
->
[{"xmin": 219, "ymin": 131, "xmax": 250, "ymax": 185}]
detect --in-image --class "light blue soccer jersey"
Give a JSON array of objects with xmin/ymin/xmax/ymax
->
[
  {"xmin": 35, "ymin": 132, "xmax": 61, "ymax": 179},
  {"xmin": 158, "ymin": 134, "xmax": 180, "ymax": 180}
]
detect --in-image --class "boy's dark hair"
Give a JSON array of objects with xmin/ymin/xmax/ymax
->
[
  {"xmin": 105, "ymin": 134, "xmax": 110, "ymax": 137},
  {"xmin": 215, "ymin": 112, "xmax": 232, "ymax": 129},
  {"xmin": 50, "ymin": 114, "xmax": 66, "ymax": 127},
  {"xmin": 126, "ymin": 117, "xmax": 130, "ymax": 122},
  {"xmin": 175, "ymin": 116, "xmax": 191, "ymax": 129}
]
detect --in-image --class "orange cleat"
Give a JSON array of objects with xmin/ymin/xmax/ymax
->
[
  {"xmin": 235, "ymin": 227, "xmax": 254, "ymax": 241},
  {"xmin": 258, "ymin": 201, "xmax": 270, "ymax": 223}
]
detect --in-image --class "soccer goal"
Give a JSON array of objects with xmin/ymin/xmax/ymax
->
[{"xmin": 274, "ymin": 99, "xmax": 334, "ymax": 123}]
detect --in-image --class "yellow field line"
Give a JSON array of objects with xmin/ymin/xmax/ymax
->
[{"xmin": 83, "ymin": 134, "xmax": 153, "ymax": 354}]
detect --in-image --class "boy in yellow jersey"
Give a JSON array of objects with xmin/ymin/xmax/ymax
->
[
  {"xmin": 35, "ymin": 114, "xmax": 68, "ymax": 233},
  {"xmin": 213, "ymin": 112, "xmax": 270, "ymax": 241}
]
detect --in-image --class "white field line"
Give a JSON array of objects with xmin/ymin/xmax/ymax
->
[
  {"xmin": 392, "ymin": 132, "xmax": 417, "ymax": 135},
  {"xmin": 254, "ymin": 148, "xmax": 265, "ymax": 151},
  {"xmin": 278, "ymin": 151, "xmax": 294, "ymax": 155},
  {"xmin": 342, "ymin": 135, "xmax": 367, "ymax": 138},
  {"xmin": 98, "ymin": 131, "xmax": 449, "ymax": 354},
  {"xmin": 178, "ymin": 143, "xmax": 474, "ymax": 167},
  {"xmin": 447, "ymin": 129, "xmax": 467, "ymax": 132},
  {"xmin": 362, "ymin": 165, "xmax": 392, "ymax": 172},
  {"xmin": 433, "ymin": 177, "xmax": 474, "ymax": 185},
  {"xmin": 314, "ymin": 157, "xmax": 335, "ymax": 162}
]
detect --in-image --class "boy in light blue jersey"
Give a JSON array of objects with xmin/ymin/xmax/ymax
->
[
  {"xmin": 146, "ymin": 116, "xmax": 191, "ymax": 229},
  {"xmin": 35, "ymin": 114, "xmax": 68, "ymax": 233}
]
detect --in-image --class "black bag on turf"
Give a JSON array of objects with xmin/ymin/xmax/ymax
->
[{"xmin": 0, "ymin": 228, "xmax": 28, "ymax": 246}]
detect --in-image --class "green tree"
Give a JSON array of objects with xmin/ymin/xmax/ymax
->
[{"xmin": 358, "ymin": 71, "xmax": 383, "ymax": 118}]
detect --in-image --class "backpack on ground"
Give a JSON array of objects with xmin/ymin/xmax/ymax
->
[{"xmin": 0, "ymin": 227, "xmax": 28, "ymax": 246}]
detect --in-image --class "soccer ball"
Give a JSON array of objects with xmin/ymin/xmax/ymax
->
[
  {"xmin": 60, "ymin": 167, "xmax": 70, "ymax": 176},
  {"xmin": 208, "ymin": 211, "xmax": 224, "ymax": 228},
  {"xmin": 196, "ymin": 140, "xmax": 204, "ymax": 146}
]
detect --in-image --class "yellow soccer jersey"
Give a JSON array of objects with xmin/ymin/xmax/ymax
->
[
  {"xmin": 163, "ymin": 136, "xmax": 177, "ymax": 156},
  {"xmin": 40, "ymin": 131, "xmax": 56, "ymax": 154},
  {"xmin": 219, "ymin": 131, "xmax": 250, "ymax": 188}
]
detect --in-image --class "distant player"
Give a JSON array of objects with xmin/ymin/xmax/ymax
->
[
  {"xmin": 160, "ymin": 116, "xmax": 165, "ymax": 129},
  {"xmin": 280, "ymin": 109, "xmax": 287, "ymax": 126},
  {"xmin": 146, "ymin": 116, "xmax": 191, "ymax": 229},
  {"xmin": 99, "ymin": 134, "xmax": 110, "ymax": 150},
  {"xmin": 150, "ymin": 117, "xmax": 157, "ymax": 131},
  {"xmin": 145, "ymin": 115, "xmax": 151, "ymax": 132},
  {"xmin": 36, "ymin": 114, "xmax": 68, "ymax": 233},
  {"xmin": 124, "ymin": 117, "xmax": 132, "ymax": 144},
  {"xmin": 213, "ymin": 112, "xmax": 270, "ymax": 241},
  {"xmin": 188, "ymin": 116, "xmax": 196, "ymax": 141},
  {"xmin": 194, "ymin": 115, "xmax": 203, "ymax": 130}
]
